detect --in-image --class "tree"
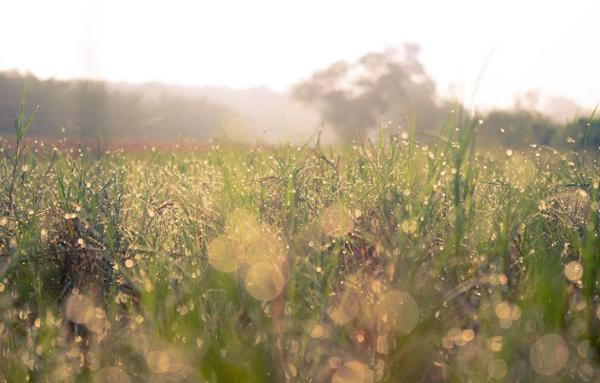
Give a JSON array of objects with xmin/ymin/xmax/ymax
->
[{"xmin": 292, "ymin": 44, "xmax": 447, "ymax": 140}]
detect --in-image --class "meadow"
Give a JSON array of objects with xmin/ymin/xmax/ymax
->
[{"xmin": 1, "ymin": 101, "xmax": 599, "ymax": 382}]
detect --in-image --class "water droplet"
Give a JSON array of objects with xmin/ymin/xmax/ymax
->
[
  {"xmin": 564, "ymin": 261, "xmax": 583, "ymax": 282},
  {"xmin": 494, "ymin": 302, "xmax": 511, "ymax": 319},
  {"xmin": 310, "ymin": 324, "xmax": 325, "ymax": 339},
  {"xmin": 461, "ymin": 329, "xmax": 475, "ymax": 342}
]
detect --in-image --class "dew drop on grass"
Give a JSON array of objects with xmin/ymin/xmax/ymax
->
[
  {"xmin": 564, "ymin": 261, "xmax": 583, "ymax": 282},
  {"xmin": 354, "ymin": 330, "xmax": 366, "ymax": 343},
  {"xmin": 244, "ymin": 262, "xmax": 285, "ymax": 301},
  {"xmin": 530, "ymin": 334, "xmax": 569, "ymax": 376},
  {"xmin": 461, "ymin": 329, "xmax": 475, "ymax": 342},
  {"xmin": 494, "ymin": 302, "xmax": 511, "ymax": 319},
  {"xmin": 310, "ymin": 324, "xmax": 325, "ymax": 339}
]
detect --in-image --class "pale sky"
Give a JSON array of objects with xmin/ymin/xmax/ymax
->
[{"xmin": 1, "ymin": 0, "xmax": 599, "ymax": 110}]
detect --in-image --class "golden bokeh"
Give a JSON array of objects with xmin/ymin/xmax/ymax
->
[
  {"xmin": 374, "ymin": 290, "xmax": 419, "ymax": 334},
  {"xmin": 530, "ymin": 334, "xmax": 569, "ymax": 376},
  {"xmin": 244, "ymin": 262, "xmax": 285, "ymax": 301},
  {"xmin": 147, "ymin": 350, "xmax": 171, "ymax": 374},
  {"xmin": 564, "ymin": 261, "xmax": 583, "ymax": 282},
  {"xmin": 207, "ymin": 235, "xmax": 239, "ymax": 273},
  {"xmin": 65, "ymin": 293, "xmax": 96, "ymax": 326}
]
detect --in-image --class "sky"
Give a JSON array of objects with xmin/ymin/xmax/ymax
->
[{"xmin": 1, "ymin": 0, "xmax": 599, "ymax": 111}]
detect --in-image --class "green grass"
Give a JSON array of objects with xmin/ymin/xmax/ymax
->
[{"xmin": 0, "ymin": 104, "xmax": 599, "ymax": 382}]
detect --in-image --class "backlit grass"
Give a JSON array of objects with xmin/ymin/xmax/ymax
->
[{"xmin": 1, "ymin": 102, "xmax": 599, "ymax": 382}]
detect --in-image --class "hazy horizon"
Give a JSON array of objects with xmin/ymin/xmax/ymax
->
[{"xmin": 1, "ymin": 0, "xmax": 599, "ymax": 113}]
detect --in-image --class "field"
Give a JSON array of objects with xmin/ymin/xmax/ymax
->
[{"xmin": 1, "ymin": 104, "xmax": 599, "ymax": 382}]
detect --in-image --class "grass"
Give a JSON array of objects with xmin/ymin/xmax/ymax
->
[{"xmin": 0, "ymin": 101, "xmax": 599, "ymax": 382}]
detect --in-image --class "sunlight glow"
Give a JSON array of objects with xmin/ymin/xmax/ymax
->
[{"xmin": 0, "ymin": 0, "xmax": 598, "ymax": 109}]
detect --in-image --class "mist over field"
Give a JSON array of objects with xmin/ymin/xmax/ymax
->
[{"xmin": 0, "ymin": 48, "xmax": 594, "ymax": 149}]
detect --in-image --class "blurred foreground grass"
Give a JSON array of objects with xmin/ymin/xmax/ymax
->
[{"xmin": 1, "ymin": 103, "xmax": 600, "ymax": 382}]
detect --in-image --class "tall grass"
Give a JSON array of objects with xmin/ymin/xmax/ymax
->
[{"xmin": 0, "ymin": 102, "xmax": 599, "ymax": 382}]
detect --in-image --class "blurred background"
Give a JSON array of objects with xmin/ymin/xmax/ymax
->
[{"xmin": 0, "ymin": 0, "xmax": 598, "ymax": 147}]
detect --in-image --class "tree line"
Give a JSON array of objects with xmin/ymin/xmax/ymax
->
[
  {"xmin": 292, "ymin": 44, "xmax": 597, "ymax": 149},
  {"xmin": 0, "ymin": 72, "xmax": 236, "ymax": 143},
  {"xmin": 0, "ymin": 47, "xmax": 597, "ymax": 149}
]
